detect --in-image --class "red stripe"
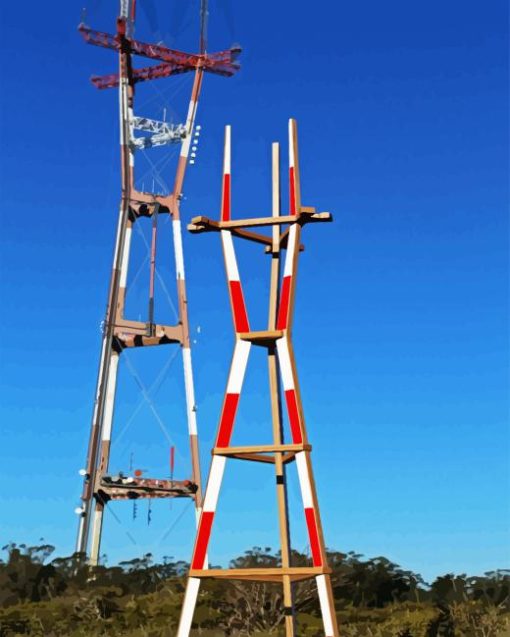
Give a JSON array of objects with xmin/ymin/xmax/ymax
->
[
  {"xmin": 289, "ymin": 166, "xmax": 296, "ymax": 215},
  {"xmin": 222, "ymin": 173, "xmax": 231, "ymax": 221},
  {"xmin": 276, "ymin": 275, "xmax": 291, "ymax": 330},
  {"xmin": 192, "ymin": 511, "xmax": 214, "ymax": 569},
  {"xmin": 229, "ymin": 280, "xmax": 250, "ymax": 332},
  {"xmin": 284, "ymin": 389, "xmax": 302, "ymax": 444},
  {"xmin": 216, "ymin": 393, "xmax": 239, "ymax": 447},
  {"xmin": 305, "ymin": 507, "xmax": 322, "ymax": 566}
]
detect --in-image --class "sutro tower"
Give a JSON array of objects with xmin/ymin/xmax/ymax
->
[{"xmin": 76, "ymin": 0, "xmax": 240, "ymax": 565}]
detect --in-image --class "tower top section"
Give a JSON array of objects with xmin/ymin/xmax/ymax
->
[{"xmin": 79, "ymin": 0, "xmax": 241, "ymax": 90}]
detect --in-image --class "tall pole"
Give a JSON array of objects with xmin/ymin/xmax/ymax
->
[{"xmin": 268, "ymin": 141, "xmax": 296, "ymax": 635}]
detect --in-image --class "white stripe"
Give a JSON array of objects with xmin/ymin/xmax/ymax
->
[
  {"xmin": 185, "ymin": 99, "xmax": 196, "ymax": 127},
  {"xmin": 202, "ymin": 456, "xmax": 226, "ymax": 512},
  {"xmin": 89, "ymin": 508, "xmax": 104, "ymax": 566},
  {"xmin": 226, "ymin": 340, "xmax": 251, "ymax": 394},
  {"xmin": 283, "ymin": 224, "xmax": 297, "ymax": 276},
  {"xmin": 75, "ymin": 509, "xmax": 87, "ymax": 553},
  {"xmin": 128, "ymin": 106, "xmax": 135, "ymax": 166},
  {"xmin": 194, "ymin": 506, "xmax": 202, "ymax": 528},
  {"xmin": 102, "ymin": 352, "xmax": 120, "ymax": 441},
  {"xmin": 120, "ymin": 0, "xmax": 129, "ymax": 19},
  {"xmin": 119, "ymin": 226, "xmax": 132, "ymax": 288},
  {"xmin": 91, "ymin": 338, "xmax": 108, "ymax": 427},
  {"xmin": 223, "ymin": 125, "xmax": 231, "ymax": 174},
  {"xmin": 176, "ymin": 577, "xmax": 201, "ymax": 637},
  {"xmin": 221, "ymin": 230, "xmax": 240, "ymax": 281},
  {"xmin": 112, "ymin": 202, "xmax": 124, "ymax": 270},
  {"xmin": 180, "ymin": 100, "xmax": 196, "ymax": 158},
  {"xmin": 181, "ymin": 132, "xmax": 192, "ymax": 159},
  {"xmin": 289, "ymin": 119, "xmax": 295, "ymax": 168},
  {"xmin": 276, "ymin": 339, "xmax": 294, "ymax": 391},
  {"xmin": 173, "ymin": 219, "xmax": 185, "ymax": 280},
  {"xmin": 296, "ymin": 451, "xmax": 313, "ymax": 508},
  {"xmin": 316, "ymin": 574, "xmax": 335, "ymax": 636},
  {"xmin": 119, "ymin": 77, "xmax": 129, "ymax": 146},
  {"xmin": 182, "ymin": 348, "xmax": 197, "ymax": 435}
]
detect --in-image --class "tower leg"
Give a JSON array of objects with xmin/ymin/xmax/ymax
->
[
  {"xmin": 88, "ymin": 350, "xmax": 120, "ymax": 566},
  {"xmin": 76, "ymin": 335, "xmax": 109, "ymax": 556},
  {"xmin": 173, "ymin": 216, "xmax": 203, "ymax": 516},
  {"xmin": 176, "ymin": 577, "xmax": 201, "ymax": 637},
  {"xmin": 89, "ymin": 501, "xmax": 105, "ymax": 567},
  {"xmin": 317, "ymin": 573, "xmax": 338, "ymax": 637}
]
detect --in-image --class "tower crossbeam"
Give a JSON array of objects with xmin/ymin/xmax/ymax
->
[{"xmin": 79, "ymin": 22, "xmax": 241, "ymax": 90}]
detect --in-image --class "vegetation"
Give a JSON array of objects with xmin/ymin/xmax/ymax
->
[{"xmin": 0, "ymin": 543, "xmax": 508, "ymax": 636}]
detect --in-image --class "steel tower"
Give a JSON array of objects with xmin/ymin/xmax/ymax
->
[
  {"xmin": 76, "ymin": 0, "xmax": 240, "ymax": 566},
  {"xmin": 176, "ymin": 120, "xmax": 339, "ymax": 636}
]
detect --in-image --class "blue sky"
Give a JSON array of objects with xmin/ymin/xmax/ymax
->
[{"xmin": 0, "ymin": 0, "xmax": 508, "ymax": 583}]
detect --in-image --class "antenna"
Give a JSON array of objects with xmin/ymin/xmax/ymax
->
[
  {"xmin": 75, "ymin": 0, "xmax": 241, "ymax": 567},
  {"xmin": 200, "ymin": 0, "xmax": 208, "ymax": 54}
]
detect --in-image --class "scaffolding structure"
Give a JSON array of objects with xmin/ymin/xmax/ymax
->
[
  {"xmin": 176, "ymin": 119, "xmax": 339, "ymax": 637},
  {"xmin": 76, "ymin": 0, "xmax": 240, "ymax": 566}
]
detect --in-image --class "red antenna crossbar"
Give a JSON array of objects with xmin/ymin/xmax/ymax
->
[
  {"xmin": 92, "ymin": 63, "xmax": 191, "ymax": 90},
  {"xmin": 79, "ymin": 23, "xmax": 240, "ymax": 89}
]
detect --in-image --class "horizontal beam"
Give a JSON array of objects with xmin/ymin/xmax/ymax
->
[
  {"xmin": 113, "ymin": 320, "xmax": 183, "ymax": 348},
  {"xmin": 96, "ymin": 476, "xmax": 198, "ymax": 501},
  {"xmin": 188, "ymin": 211, "xmax": 332, "ymax": 233},
  {"xmin": 79, "ymin": 23, "xmax": 239, "ymax": 66},
  {"xmin": 91, "ymin": 62, "xmax": 192, "ymax": 89},
  {"xmin": 79, "ymin": 23, "xmax": 241, "ymax": 89},
  {"xmin": 189, "ymin": 566, "xmax": 331, "ymax": 582},
  {"xmin": 238, "ymin": 329, "xmax": 284, "ymax": 346},
  {"xmin": 213, "ymin": 443, "xmax": 311, "ymax": 456}
]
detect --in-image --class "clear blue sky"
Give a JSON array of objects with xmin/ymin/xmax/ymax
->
[{"xmin": 0, "ymin": 0, "xmax": 508, "ymax": 583}]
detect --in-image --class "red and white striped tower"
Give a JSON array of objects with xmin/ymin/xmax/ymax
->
[
  {"xmin": 76, "ymin": 0, "xmax": 241, "ymax": 565},
  {"xmin": 177, "ymin": 119, "xmax": 339, "ymax": 637}
]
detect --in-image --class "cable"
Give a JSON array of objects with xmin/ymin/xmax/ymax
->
[
  {"xmin": 115, "ymin": 347, "xmax": 180, "ymax": 449},
  {"xmin": 157, "ymin": 499, "xmax": 195, "ymax": 544},
  {"xmin": 105, "ymin": 504, "xmax": 138, "ymax": 546},
  {"xmin": 123, "ymin": 350, "xmax": 186, "ymax": 463}
]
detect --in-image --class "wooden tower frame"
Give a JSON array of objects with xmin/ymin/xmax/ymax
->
[{"xmin": 176, "ymin": 119, "xmax": 339, "ymax": 637}]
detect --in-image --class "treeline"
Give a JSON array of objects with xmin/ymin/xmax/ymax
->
[{"xmin": 0, "ymin": 542, "xmax": 508, "ymax": 636}]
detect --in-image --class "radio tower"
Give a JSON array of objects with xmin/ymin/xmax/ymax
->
[
  {"xmin": 75, "ymin": 0, "xmax": 240, "ymax": 566},
  {"xmin": 176, "ymin": 120, "xmax": 339, "ymax": 636}
]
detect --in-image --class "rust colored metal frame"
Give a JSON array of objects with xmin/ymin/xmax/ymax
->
[
  {"xmin": 176, "ymin": 120, "xmax": 339, "ymax": 637},
  {"xmin": 76, "ymin": 0, "xmax": 239, "ymax": 567}
]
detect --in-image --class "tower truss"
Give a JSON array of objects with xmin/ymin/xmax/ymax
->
[
  {"xmin": 76, "ymin": 0, "xmax": 240, "ymax": 566},
  {"xmin": 176, "ymin": 119, "xmax": 339, "ymax": 636}
]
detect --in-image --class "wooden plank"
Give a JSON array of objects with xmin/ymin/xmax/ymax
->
[
  {"xmin": 228, "ymin": 453, "xmax": 275, "ymax": 464},
  {"xmin": 189, "ymin": 566, "xmax": 331, "ymax": 582},
  {"xmin": 213, "ymin": 443, "xmax": 311, "ymax": 455},
  {"xmin": 238, "ymin": 329, "xmax": 284, "ymax": 345}
]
